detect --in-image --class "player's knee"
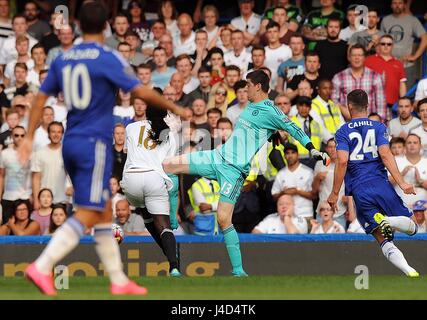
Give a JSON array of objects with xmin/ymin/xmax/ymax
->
[{"xmin": 217, "ymin": 216, "xmax": 232, "ymax": 230}]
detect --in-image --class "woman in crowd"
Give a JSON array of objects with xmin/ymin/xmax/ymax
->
[
  {"xmin": 46, "ymin": 203, "xmax": 68, "ymax": 235},
  {"xmin": 0, "ymin": 200, "xmax": 40, "ymax": 235},
  {"xmin": 207, "ymin": 82, "xmax": 229, "ymax": 116},
  {"xmin": 113, "ymin": 89, "xmax": 135, "ymax": 125},
  {"xmin": 201, "ymin": 5, "xmax": 220, "ymax": 49},
  {"xmin": 310, "ymin": 202, "xmax": 345, "ymax": 234},
  {"xmin": 31, "ymin": 188, "xmax": 53, "ymax": 235},
  {"xmin": 158, "ymin": 0, "xmax": 179, "ymax": 38}
]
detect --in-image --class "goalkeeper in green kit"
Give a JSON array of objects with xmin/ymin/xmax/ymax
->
[{"xmin": 163, "ymin": 70, "xmax": 330, "ymax": 276}]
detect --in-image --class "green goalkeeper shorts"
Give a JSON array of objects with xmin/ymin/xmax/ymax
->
[{"xmin": 187, "ymin": 150, "xmax": 246, "ymax": 204}]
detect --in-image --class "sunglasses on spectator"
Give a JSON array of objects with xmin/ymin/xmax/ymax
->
[
  {"xmin": 380, "ymin": 42, "xmax": 393, "ymax": 46},
  {"xmin": 216, "ymin": 91, "xmax": 227, "ymax": 96},
  {"xmin": 320, "ymin": 207, "xmax": 333, "ymax": 212},
  {"xmin": 14, "ymin": 134, "xmax": 25, "ymax": 138}
]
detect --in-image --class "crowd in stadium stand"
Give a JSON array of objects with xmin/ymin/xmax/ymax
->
[{"xmin": 0, "ymin": 0, "xmax": 426, "ymax": 236}]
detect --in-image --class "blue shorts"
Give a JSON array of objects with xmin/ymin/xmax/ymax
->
[
  {"xmin": 63, "ymin": 135, "xmax": 112, "ymax": 211},
  {"xmin": 187, "ymin": 150, "xmax": 246, "ymax": 204},
  {"xmin": 352, "ymin": 179, "xmax": 413, "ymax": 234}
]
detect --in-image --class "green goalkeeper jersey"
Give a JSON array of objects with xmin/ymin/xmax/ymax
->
[{"xmin": 217, "ymin": 99, "xmax": 311, "ymax": 175}]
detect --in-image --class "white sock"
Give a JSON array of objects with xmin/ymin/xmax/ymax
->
[
  {"xmin": 385, "ymin": 216, "xmax": 417, "ymax": 235},
  {"xmin": 381, "ymin": 241, "xmax": 417, "ymax": 275},
  {"xmin": 94, "ymin": 224, "xmax": 128, "ymax": 286},
  {"xmin": 35, "ymin": 217, "xmax": 84, "ymax": 274}
]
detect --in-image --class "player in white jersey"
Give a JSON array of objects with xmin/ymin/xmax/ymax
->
[{"xmin": 121, "ymin": 106, "xmax": 181, "ymax": 276}]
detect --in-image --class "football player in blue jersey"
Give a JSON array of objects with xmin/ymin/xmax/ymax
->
[
  {"xmin": 328, "ymin": 89, "xmax": 419, "ymax": 277},
  {"xmin": 18, "ymin": 2, "xmax": 189, "ymax": 295}
]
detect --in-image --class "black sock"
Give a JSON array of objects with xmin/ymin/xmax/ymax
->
[
  {"xmin": 145, "ymin": 221, "xmax": 166, "ymax": 255},
  {"xmin": 160, "ymin": 229, "xmax": 179, "ymax": 271},
  {"xmin": 140, "ymin": 207, "xmax": 165, "ymax": 254}
]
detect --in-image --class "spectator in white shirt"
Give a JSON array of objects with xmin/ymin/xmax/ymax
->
[
  {"xmin": 339, "ymin": 4, "xmax": 366, "ymax": 42},
  {"xmin": 311, "ymin": 138, "xmax": 347, "ymax": 229},
  {"xmin": 252, "ymin": 194, "xmax": 308, "ymax": 234},
  {"xmin": 224, "ymin": 30, "xmax": 252, "ymax": 76},
  {"xmin": 201, "ymin": 5, "xmax": 220, "ymax": 48},
  {"xmin": 0, "ymin": 14, "xmax": 37, "ymax": 66},
  {"xmin": 231, "ymin": 0, "xmax": 261, "ymax": 46},
  {"xmin": 31, "ymin": 121, "xmax": 72, "ymax": 209},
  {"xmin": 271, "ymin": 142, "xmax": 315, "ymax": 221},
  {"xmin": 26, "ymin": 43, "xmax": 47, "ymax": 88},
  {"xmin": 310, "ymin": 202, "xmax": 345, "ymax": 234},
  {"xmin": 217, "ymin": 26, "xmax": 233, "ymax": 54},
  {"xmin": 415, "ymin": 78, "xmax": 427, "ymax": 106},
  {"xmin": 264, "ymin": 20, "xmax": 292, "ymax": 88},
  {"xmin": 409, "ymin": 99, "xmax": 427, "ymax": 155},
  {"xmin": 392, "ymin": 133, "xmax": 427, "ymax": 207},
  {"xmin": 33, "ymin": 106, "xmax": 54, "ymax": 152},
  {"xmin": 0, "ymin": 126, "xmax": 32, "ymax": 222},
  {"xmin": 176, "ymin": 54, "xmax": 199, "ymax": 94},
  {"xmin": 3, "ymin": 35, "xmax": 34, "ymax": 87},
  {"xmin": 159, "ymin": 0, "xmax": 179, "ymax": 38},
  {"xmin": 173, "ymin": 13, "xmax": 196, "ymax": 57},
  {"xmin": 113, "ymin": 89, "xmax": 134, "ymax": 125},
  {"xmin": 412, "ymin": 200, "xmax": 427, "ymax": 233},
  {"xmin": 388, "ymin": 97, "xmax": 422, "ymax": 139},
  {"xmin": 0, "ymin": 0, "xmax": 13, "ymax": 39}
]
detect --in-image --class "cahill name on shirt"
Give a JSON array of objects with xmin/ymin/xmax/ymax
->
[{"xmin": 348, "ymin": 120, "xmax": 373, "ymax": 129}]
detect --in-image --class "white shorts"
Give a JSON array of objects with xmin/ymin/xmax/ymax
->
[{"xmin": 121, "ymin": 171, "xmax": 170, "ymax": 215}]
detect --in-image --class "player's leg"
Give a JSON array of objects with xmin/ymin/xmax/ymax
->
[
  {"xmin": 121, "ymin": 172, "xmax": 166, "ymax": 253},
  {"xmin": 140, "ymin": 207, "xmax": 166, "ymax": 254},
  {"xmin": 217, "ymin": 169, "xmax": 247, "ymax": 276},
  {"xmin": 152, "ymin": 214, "xmax": 181, "ymax": 276},
  {"xmin": 217, "ymin": 201, "xmax": 246, "ymax": 276},
  {"xmin": 163, "ymin": 154, "xmax": 190, "ymax": 175},
  {"xmin": 167, "ymin": 173, "xmax": 180, "ymax": 230},
  {"xmin": 353, "ymin": 187, "xmax": 418, "ymax": 277},
  {"xmin": 372, "ymin": 228, "xmax": 419, "ymax": 277},
  {"xmin": 91, "ymin": 201, "xmax": 137, "ymax": 289},
  {"xmin": 374, "ymin": 183, "xmax": 418, "ymax": 236},
  {"xmin": 144, "ymin": 171, "xmax": 180, "ymax": 276}
]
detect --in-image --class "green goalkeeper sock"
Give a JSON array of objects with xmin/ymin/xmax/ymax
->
[
  {"xmin": 167, "ymin": 173, "xmax": 179, "ymax": 230},
  {"xmin": 223, "ymin": 225, "xmax": 244, "ymax": 273}
]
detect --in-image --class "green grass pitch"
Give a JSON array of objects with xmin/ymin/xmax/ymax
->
[{"xmin": 0, "ymin": 276, "xmax": 426, "ymax": 300}]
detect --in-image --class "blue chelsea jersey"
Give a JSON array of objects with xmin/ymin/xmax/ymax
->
[
  {"xmin": 40, "ymin": 42, "xmax": 141, "ymax": 141},
  {"xmin": 335, "ymin": 118, "xmax": 390, "ymax": 195}
]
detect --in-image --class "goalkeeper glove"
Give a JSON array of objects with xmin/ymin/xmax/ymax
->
[{"xmin": 310, "ymin": 149, "xmax": 331, "ymax": 166}]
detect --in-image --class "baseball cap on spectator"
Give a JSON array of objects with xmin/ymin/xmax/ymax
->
[
  {"xmin": 413, "ymin": 200, "xmax": 427, "ymax": 211},
  {"xmin": 283, "ymin": 142, "xmax": 298, "ymax": 153},
  {"xmin": 238, "ymin": 0, "xmax": 253, "ymax": 3},
  {"xmin": 296, "ymin": 96, "xmax": 312, "ymax": 106}
]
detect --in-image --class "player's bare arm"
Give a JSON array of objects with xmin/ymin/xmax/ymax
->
[
  {"xmin": 327, "ymin": 150, "xmax": 348, "ymax": 212},
  {"xmin": 378, "ymin": 145, "xmax": 416, "ymax": 195}
]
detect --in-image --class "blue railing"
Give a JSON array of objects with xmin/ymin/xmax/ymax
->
[{"xmin": 1, "ymin": 233, "xmax": 427, "ymax": 244}]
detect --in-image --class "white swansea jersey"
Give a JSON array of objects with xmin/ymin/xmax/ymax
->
[{"xmin": 124, "ymin": 120, "xmax": 177, "ymax": 190}]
